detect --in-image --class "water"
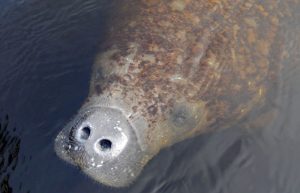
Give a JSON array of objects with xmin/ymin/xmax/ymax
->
[{"xmin": 0, "ymin": 1, "xmax": 300, "ymax": 193}]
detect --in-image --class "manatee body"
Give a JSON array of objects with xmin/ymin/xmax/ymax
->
[{"xmin": 55, "ymin": 0, "xmax": 299, "ymax": 187}]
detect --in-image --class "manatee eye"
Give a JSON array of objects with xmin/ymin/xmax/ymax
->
[
  {"xmin": 172, "ymin": 107, "xmax": 189, "ymax": 127},
  {"xmin": 170, "ymin": 104, "xmax": 196, "ymax": 131}
]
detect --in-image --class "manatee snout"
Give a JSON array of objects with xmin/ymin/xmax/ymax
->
[{"xmin": 55, "ymin": 107, "xmax": 146, "ymax": 187}]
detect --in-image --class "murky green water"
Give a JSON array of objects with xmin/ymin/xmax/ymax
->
[{"xmin": 1, "ymin": 1, "xmax": 300, "ymax": 193}]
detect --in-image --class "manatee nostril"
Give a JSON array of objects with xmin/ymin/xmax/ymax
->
[
  {"xmin": 99, "ymin": 139, "xmax": 112, "ymax": 151},
  {"xmin": 78, "ymin": 126, "xmax": 91, "ymax": 141}
]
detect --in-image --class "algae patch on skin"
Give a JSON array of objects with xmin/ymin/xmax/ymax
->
[{"xmin": 170, "ymin": 0, "xmax": 186, "ymax": 12}]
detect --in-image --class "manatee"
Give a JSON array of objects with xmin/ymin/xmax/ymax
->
[{"xmin": 55, "ymin": 0, "xmax": 299, "ymax": 187}]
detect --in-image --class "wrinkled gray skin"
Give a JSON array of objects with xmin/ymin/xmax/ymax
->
[{"xmin": 55, "ymin": 0, "xmax": 299, "ymax": 188}]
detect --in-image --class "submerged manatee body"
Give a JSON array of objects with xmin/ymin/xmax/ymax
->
[{"xmin": 55, "ymin": 0, "xmax": 299, "ymax": 187}]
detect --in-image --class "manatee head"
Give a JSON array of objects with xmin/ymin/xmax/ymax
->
[
  {"xmin": 55, "ymin": 104, "xmax": 147, "ymax": 187},
  {"xmin": 55, "ymin": 89, "xmax": 209, "ymax": 187}
]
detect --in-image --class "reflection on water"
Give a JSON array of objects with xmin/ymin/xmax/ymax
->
[
  {"xmin": 0, "ymin": 0, "xmax": 300, "ymax": 193},
  {"xmin": 0, "ymin": 114, "xmax": 20, "ymax": 193}
]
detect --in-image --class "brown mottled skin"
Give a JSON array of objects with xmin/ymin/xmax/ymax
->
[
  {"xmin": 88, "ymin": 0, "xmax": 298, "ymax": 155},
  {"xmin": 53, "ymin": 0, "xmax": 300, "ymax": 187}
]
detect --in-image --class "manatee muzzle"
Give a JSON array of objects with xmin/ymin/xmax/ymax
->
[{"xmin": 55, "ymin": 106, "xmax": 146, "ymax": 187}]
